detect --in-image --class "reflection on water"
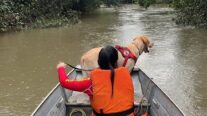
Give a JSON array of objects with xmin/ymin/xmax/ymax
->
[{"xmin": 0, "ymin": 4, "xmax": 207, "ymax": 116}]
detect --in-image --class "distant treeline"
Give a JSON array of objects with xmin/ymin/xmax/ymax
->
[
  {"xmin": 173, "ymin": 0, "xmax": 207, "ymax": 27},
  {"xmin": 0, "ymin": 0, "xmax": 173, "ymax": 32},
  {"xmin": 0, "ymin": 0, "xmax": 206, "ymax": 32},
  {"xmin": 0, "ymin": 0, "xmax": 107, "ymax": 32},
  {"xmin": 0, "ymin": 0, "xmax": 172, "ymax": 32}
]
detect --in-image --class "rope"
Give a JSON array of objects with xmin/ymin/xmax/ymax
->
[
  {"xmin": 66, "ymin": 63, "xmax": 94, "ymax": 71},
  {"xmin": 69, "ymin": 108, "xmax": 86, "ymax": 116},
  {"xmin": 136, "ymin": 73, "xmax": 151, "ymax": 116}
]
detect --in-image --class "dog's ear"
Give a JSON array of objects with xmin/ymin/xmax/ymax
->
[
  {"xmin": 133, "ymin": 35, "xmax": 153, "ymax": 53},
  {"xmin": 141, "ymin": 36, "xmax": 150, "ymax": 45},
  {"xmin": 144, "ymin": 45, "xmax": 149, "ymax": 53},
  {"xmin": 149, "ymin": 42, "xmax": 154, "ymax": 48},
  {"xmin": 141, "ymin": 35, "xmax": 153, "ymax": 53}
]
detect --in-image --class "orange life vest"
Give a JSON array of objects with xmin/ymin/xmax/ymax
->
[{"xmin": 90, "ymin": 67, "xmax": 134, "ymax": 116}]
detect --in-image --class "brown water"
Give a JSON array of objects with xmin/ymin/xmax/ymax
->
[{"xmin": 0, "ymin": 5, "xmax": 207, "ymax": 116}]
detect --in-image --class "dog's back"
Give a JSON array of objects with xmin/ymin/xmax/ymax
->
[{"xmin": 80, "ymin": 35, "xmax": 153, "ymax": 77}]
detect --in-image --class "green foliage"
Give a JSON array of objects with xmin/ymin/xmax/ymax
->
[
  {"xmin": 0, "ymin": 0, "xmax": 101, "ymax": 32},
  {"xmin": 0, "ymin": 0, "xmax": 16, "ymax": 31},
  {"xmin": 102, "ymin": 0, "xmax": 121, "ymax": 6},
  {"xmin": 138, "ymin": 0, "xmax": 156, "ymax": 9},
  {"xmin": 156, "ymin": 0, "xmax": 172, "ymax": 4},
  {"xmin": 1, "ymin": 0, "xmax": 114, "ymax": 32},
  {"xmin": 173, "ymin": 0, "xmax": 207, "ymax": 27},
  {"xmin": 0, "ymin": 0, "xmax": 176, "ymax": 32},
  {"xmin": 72, "ymin": 0, "xmax": 101, "ymax": 12}
]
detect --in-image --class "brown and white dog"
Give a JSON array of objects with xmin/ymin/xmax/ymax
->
[{"xmin": 80, "ymin": 35, "xmax": 153, "ymax": 76}]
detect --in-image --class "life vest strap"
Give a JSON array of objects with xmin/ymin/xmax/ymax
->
[{"xmin": 93, "ymin": 107, "xmax": 134, "ymax": 116}]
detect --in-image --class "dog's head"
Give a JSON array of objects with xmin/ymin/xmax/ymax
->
[{"xmin": 133, "ymin": 35, "xmax": 153, "ymax": 53}]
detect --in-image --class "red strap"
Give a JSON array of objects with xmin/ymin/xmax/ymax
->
[{"xmin": 115, "ymin": 45, "xmax": 137, "ymax": 66}]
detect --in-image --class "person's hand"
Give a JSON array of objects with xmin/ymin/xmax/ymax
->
[{"xmin": 57, "ymin": 62, "xmax": 66, "ymax": 69}]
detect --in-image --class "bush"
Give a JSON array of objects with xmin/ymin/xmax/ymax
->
[
  {"xmin": 173, "ymin": 0, "xmax": 207, "ymax": 27},
  {"xmin": 0, "ymin": 0, "xmax": 78, "ymax": 32},
  {"xmin": 72, "ymin": 0, "xmax": 101, "ymax": 12},
  {"xmin": 2, "ymin": 0, "xmax": 171, "ymax": 32},
  {"xmin": 0, "ymin": 0, "xmax": 17, "ymax": 31},
  {"xmin": 102, "ymin": 0, "xmax": 121, "ymax": 6},
  {"xmin": 137, "ymin": 0, "xmax": 156, "ymax": 9}
]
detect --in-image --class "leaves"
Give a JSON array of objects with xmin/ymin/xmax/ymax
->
[
  {"xmin": 0, "ymin": 0, "xmax": 78, "ymax": 32},
  {"xmin": 137, "ymin": 0, "xmax": 156, "ymax": 9},
  {"xmin": 1, "ymin": 0, "xmax": 173, "ymax": 32},
  {"xmin": 173, "ymin": 0, "xmax": 207, "ymax": 27}
]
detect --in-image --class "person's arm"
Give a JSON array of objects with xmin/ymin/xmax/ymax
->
[{"xmin": 57, "ymin": 62, "xmax": 92, "ymax": 92}]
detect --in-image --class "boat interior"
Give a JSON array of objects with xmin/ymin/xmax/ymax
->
[
  {"xmin": 32, "ymin": 66, "xmax": 183, "ymax": 116},
  {"xmin": 62, "ymin": 67, "xmax": 150, "ymax": 116}
]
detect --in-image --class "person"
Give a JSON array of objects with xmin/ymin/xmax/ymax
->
[{"xmin": 57, "ymin": 45, "xmax": 135, "ymax": 116}]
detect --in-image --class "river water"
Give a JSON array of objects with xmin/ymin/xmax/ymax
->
[{"xmin": 0, "ymin": 5, "xmax": 207, "ymax": 116}]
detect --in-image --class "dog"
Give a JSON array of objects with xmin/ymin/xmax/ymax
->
[
  {"xmin": 80, "ymin": 35, "xmax": 153, "ymax": 76},
  {"xmin": 68, "ymin": 35, "xmax": 153, "ymax": 104}
]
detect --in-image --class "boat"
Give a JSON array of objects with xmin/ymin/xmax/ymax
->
[{"xmin": 31, "ymin": 66, "xmax": 184, "ymax": 116}]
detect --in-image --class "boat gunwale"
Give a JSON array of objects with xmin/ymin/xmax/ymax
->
[
  {"xmin": 31, "ymin": 67, "xmax": 184, "ymax": 116},
  {"xmin": 138, "ymin": 68, "xmax": 184, "ymax": 115},
  {"xmin": 31, "ymin": 68, "xmax": 75, "ymax": 116},
  {"xmin": 31, "ymin": 83, "xmax": 60, "ymax": 116}
]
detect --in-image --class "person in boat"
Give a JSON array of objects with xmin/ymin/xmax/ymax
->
[{"xmin": 57, "ymin": 45, "xmax": 134, "ymax": 116}]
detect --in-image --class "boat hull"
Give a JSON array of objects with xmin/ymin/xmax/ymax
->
[{"xmin": 31, "ymin": 67, "xmax": 184, "ymax": 116}]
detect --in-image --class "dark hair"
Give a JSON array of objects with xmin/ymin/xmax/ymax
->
[{"xmin": 98, "ymin": 45, "xmax": 118, "ymax": 97}]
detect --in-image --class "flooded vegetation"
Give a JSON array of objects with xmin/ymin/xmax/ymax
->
[{"xmin": 0, "ymin": 4, "xmax": 207, "ymax": 116}]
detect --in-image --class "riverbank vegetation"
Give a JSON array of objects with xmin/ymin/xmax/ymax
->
[
  {"xmin": 0, "ymin": 0, "xmax": 206, "ymax": 32},
  {"xmin": 173, "ymin": 0, "xmax": 207, "ymax": 27},
  {"xmin": 0, "ymin": 0, "xmax": 125, "ymax": 32},
  {"xmin": 0, "ymin": 0, "xmax": 79, "ymax": 32},
  {"xmin": 0, "ymin": 0, "xmax": 168, "ymax": 33}
]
